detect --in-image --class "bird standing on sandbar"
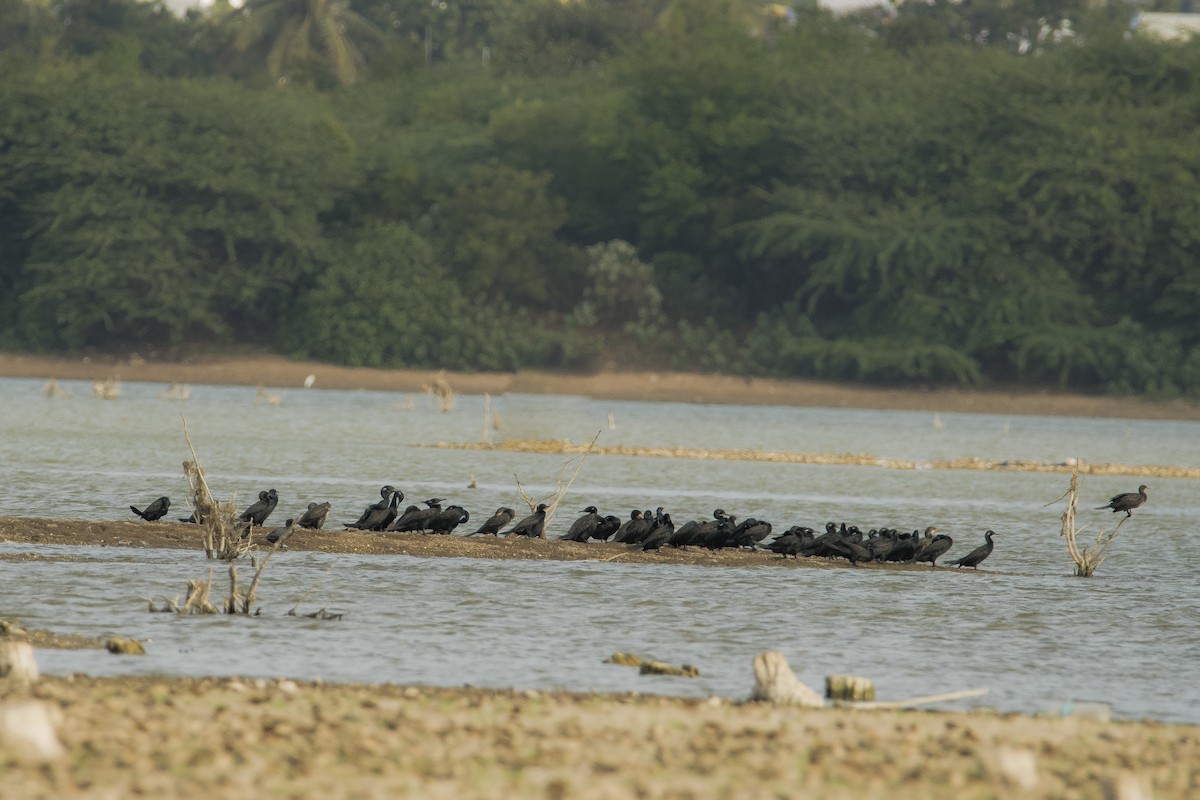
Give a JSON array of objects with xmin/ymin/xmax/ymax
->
[
  {"xmin": 468, "ymin": 507, "xmax": 515, "ymax": 536},
  {"xmin": 508, "ymin": 504, "xmax": 548, "ymax": 539},
  {"xmin": 948, "ymin": 530, "xmax": 996, "ymax": 570},
  {"xmin": 130, "ymin": 496, "xmax": 170, "ymax": 521},
  {"xmin": 1096, "ymin": 485, "xmax": 1148, "ymax": 517}
]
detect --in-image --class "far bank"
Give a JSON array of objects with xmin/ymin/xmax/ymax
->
[{"xmin": 3, "ymin": 351, "xmax": 1199, "ymax": 421}]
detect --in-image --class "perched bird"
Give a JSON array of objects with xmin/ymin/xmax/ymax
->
[
  {"xmin": 238, "ymin": 489, "xmax": 278, "ymax": 527},
  {"xmin": 508, "ymin": 504, "xmax": 548, "ymax": 539},
  {"xmin": 265, "ymin": 518, "xmax": 297, "ymax": 546},
  {"xmin": 610, "ymin": 510, "xmax": 645, "ymax": 543},
  {"xmin": 427, "ymin": 505, "xmax": 470, "ymax": 535},
  {"xmin": 130, "ymin": 496, "xmax": 170, "ymax": 522},
  {"xmin": 913, "ymin": 534, "xmax": 954, "ymax": 568},
  {"xmin": 591, "ymin": 515, "xmax": 622, "ymax": 542},
  {"xmin": 1096, "ymin": 485, "xmax": 1148, "ymax": 517},
  {"xmin": 388, "ymin": 498, "xmax": 445, "ymax": 532},
  {"xmin": 296, "ymin": 502, "xmax": 331, "ymax": 530},
  {"xmin": 949, "ymin": 530, "xmax": 996, "ymax": 570},
  {"xmin": 468, "ymin": 507, "xmax": 516, "ymax": 536},
  {"xmin": 641, "ymin": 513, "xmax": 675, "ymax": 551},
  {"xmin": 560, "ymin": 506, "xmax": 603, "ymax": 542},
  {"xmin": 346, "ymin": 486, "xmax": 400, "ymax": 531}
]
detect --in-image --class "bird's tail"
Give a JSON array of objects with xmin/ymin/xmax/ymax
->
[
  {"xmin": 1093, "ymin": 505, "xmax": 1109, "ymax": 510},
  {"xmin": 130, "ymin": 505, "xmax": 144, "ymax": 518}
]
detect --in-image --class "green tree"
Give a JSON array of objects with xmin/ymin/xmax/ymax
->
[
  {"xmin": 3, "ymin": 75, "xmax": 354, "ymax": 349},
  {"xmin": 424, "ymin": 163, "xmax": 577, "ymax": 307},
  {"xmin": 220, "ymin": 0, "xmax": 385, "ymax": 87}
]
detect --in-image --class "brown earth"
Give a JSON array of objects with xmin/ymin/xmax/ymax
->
[
  {"xmin": 0, "ymin": 673, "xmax": 1196, "ymax": 799},
  {"xmin": 4, "ymin": 351, "xmax": 1200, "ymax": 419}
]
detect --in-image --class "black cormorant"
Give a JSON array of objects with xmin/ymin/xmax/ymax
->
[
  {"xmin": 1096, "ymin": 485, "xmax": 1148, "ymax": 517},
  {"xmin": 130, "ymin": 496, "xmax": 170, "ymax": 522},
  {"xmin": 428, "ymin": 505, "xmax": 470, "ymax": 535},
  {"xmin": 508, "ymin": 504, "xmax": 548, "ymax": 538},
  {"xmin": 468, "ymin": 507, "xmax": 515, "ymax": 536},
  {"xmin": 913, "ymin": 534, "xmax": 953, "ymax": 567},
  {"xmin": 346, "ymin": 486, "xmax": 398, "ymax": 529},
  {"xmin": 949, "ymin": 530, "xmax": 996, "ymax": 570},
  {"xmin": 297, "ymin": 502, "xmax": 331, "ymax": 530},
  {"xmin": 641, "ymin": 513, "xmax": 675, "ymax": 551},
  {"xmin": 265, "ymin": 518, "xmax": 297, "ymax": 545},
  {"xmin": 238, "ymin": 489, "xmax": 278, "ymax": 527},
  {"xmin": 560, "ymin": 506, "xmax": 603, "ymax": 542}
]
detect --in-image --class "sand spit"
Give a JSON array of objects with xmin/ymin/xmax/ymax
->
[
  {"xmin": 0, "ymin": 517, "xmax": 999, "ymax": 573},
  {"xmin": 432, "ymin": 439, "xmax": 1200, "ymax": 480}
]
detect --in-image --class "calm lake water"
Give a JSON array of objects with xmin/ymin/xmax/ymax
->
[{"xmin": 1, "ymin": 377, "xmax": 1198, "ymax": 722}]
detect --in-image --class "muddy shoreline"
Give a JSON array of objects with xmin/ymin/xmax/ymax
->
[{"xmin": 4, "ymin": 351, "xmax": 1199, "ymax": 420}]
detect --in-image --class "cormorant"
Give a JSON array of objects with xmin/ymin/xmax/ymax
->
[
  {"xmin": 1096, "ymin": 485, "xmax": 1148, "ymax": 517},
  {"xmin": 949, "ymin": 530, "xmax": 996, "ymax": 570},
  {"xmin": 731, "ymin": 518, "xmax": 772, "ymax": 549},
  {"xmin": 906, "ymin": 527, "xmax": 941, "ymax": 562},
  {"xmin": 387, "ymin": 505, "xmax": 423, "ymax": 532},
  {"xmin": 346, "ymin": 486, "xmax": 400, "ymax": 530},
  {"xmin": 427, "ymin": 505, "xmax": 470, "ymax": 535},
  {"xmin": 238, "ymin": 489, "xmax": 278, "ymax": 527},
  {"xmin": 468, "ymin": 507, "xmax": 515, "ymax": 536},
  {"xmin": 507, "ymin": 503, "xmax": 548, "ymax": 538},
  {"xmin": 130, "ymin": 496, "xmax": 170, "ymax": 522},
  {"xmin": 610, "ymin": 510, "xmax": 644, "ymax": 543},
  {"xmin": 913, "ymin": 534, "xmax": 953, "ymax": 567},
  {"xmin": 345, "ymin": 488, "xmax": 400, "ymax": 532},
  {"xmin": 297, "ymin": 502, "xmax": 331, "ymax": 530},
  {"xmin": 265, "ymin": 518, "xmax": 297, "ymax": 545},
  {"xmin": 389, "ymin": 498, "xmax": 445, "ymax": 533},
  {"xmin": 641, "ymin": 513, "xmax": 675, "ymax": 551},
  {"xmin": 591, "ymin": 515, "xmax": 622, "ymax": 542},
  {"xmin": 560, "ymin": 506, "xmax": 603, "ymax": 542}
]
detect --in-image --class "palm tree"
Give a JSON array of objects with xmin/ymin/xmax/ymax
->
[{"xmin": 222, "ymin": 0, "xmax": 384, "ymax": 86}]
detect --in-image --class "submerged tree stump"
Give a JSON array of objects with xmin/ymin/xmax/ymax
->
[{"xmin": 749, "ymin": 652, "xmax": 824, "ymax": 708}]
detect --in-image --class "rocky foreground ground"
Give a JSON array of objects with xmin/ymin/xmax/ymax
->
[{"xmin": 0, "ymin": 670, "xmax": 1196, "ymax": 799}]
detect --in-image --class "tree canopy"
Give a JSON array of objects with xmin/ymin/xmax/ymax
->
[{"xmin": 2, "ymin": 0, "xmax": 1199, "ymax": 398}]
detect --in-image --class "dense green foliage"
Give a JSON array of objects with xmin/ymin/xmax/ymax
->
[{"xmin": 2, "ymin": 0, "xmax": 1199, "ymax": 397}]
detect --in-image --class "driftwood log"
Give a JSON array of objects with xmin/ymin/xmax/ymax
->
[{"xmin": 748, "ymin": 651, "xmax": 824, "ymax": 708}]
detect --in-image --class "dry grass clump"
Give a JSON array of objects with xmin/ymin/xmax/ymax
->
[
  {"xmin": 181, "ymin": 418, "xmax": 249, "ymax": 561},
  {"xmin": 1056, "ymin": 465, "xmax": 1129, "ymax": 577},
  {"xmin": 423, "ymin": 370, "xmax": 455, "ymax": 412}
]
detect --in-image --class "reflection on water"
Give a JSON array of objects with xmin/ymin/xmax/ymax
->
[{"xmin": 1, "ymin": 377, "xmax": 1199, "ymax": 722}]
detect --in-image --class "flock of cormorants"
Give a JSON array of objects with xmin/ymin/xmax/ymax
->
[{"xmin": 128, "ymin": 482, "xmax": 1150, "ymax": 570}]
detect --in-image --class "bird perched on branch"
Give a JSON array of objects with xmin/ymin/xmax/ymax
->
[
  {"xmin": 1096, "ymin": 485, "xmax": 1148, "ymax": 517},
  {"xmin": 948, "ymin": 530, "xmax": 996, "ymax": 570},
  {"xmin": 130, "ymin": 496, "xmax": 170, "ymax": 522}
]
